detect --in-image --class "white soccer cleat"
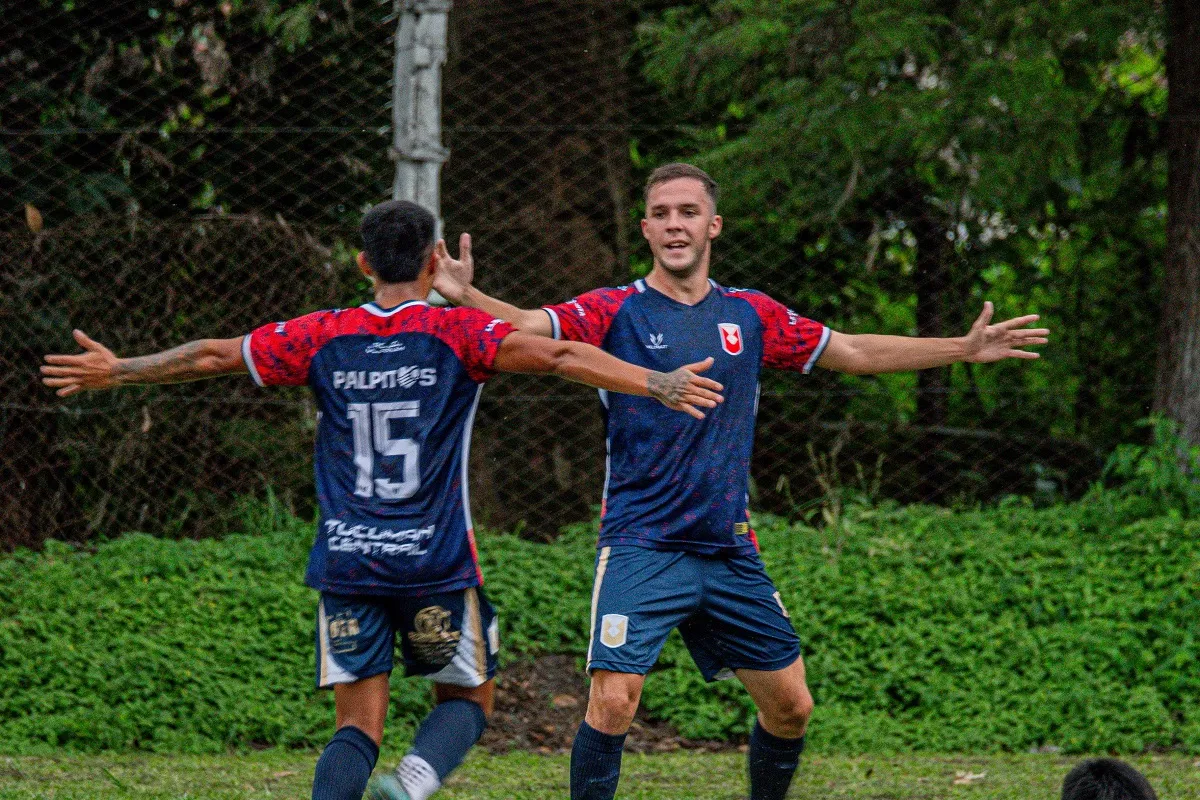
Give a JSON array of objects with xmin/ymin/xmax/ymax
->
[{"xmin": 364, "ymin": 774, "xmax": 412, "ymax": 800}]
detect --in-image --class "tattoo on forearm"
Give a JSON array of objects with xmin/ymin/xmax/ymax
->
[
  {"xmin": 114, "ymin": 341, "xmax": 212, "ymax": 384},
  {"xmin": 648, "ymin": 368, "xmax": 691, "ymax": 405}
]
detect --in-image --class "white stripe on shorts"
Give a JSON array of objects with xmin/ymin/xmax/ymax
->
[
  {"xmin": 586, "ymin": 546, "xmax": 612, "ymax": 669},
  {"xmin": 426, "ymin": 588, "xmax": 491, "ymax": 688},
  {"xmin": 317, "ymin": 598, "xmax": 358, "ymax": 687}
]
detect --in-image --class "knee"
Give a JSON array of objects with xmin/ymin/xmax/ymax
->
[
  {"xmin": 586, "ymin": 677, "xmax": 642, "ymax": 734},
  {"xmin": 760, "ymin": 688, "xmax": 814, "ymax": 738},
  {"xmin": 436, "ymin": 680, "xmax": 495, "ymax": 718}
]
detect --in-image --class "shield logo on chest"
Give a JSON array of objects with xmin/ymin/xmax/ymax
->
[{"xmin": 718, "ymin": 323, "xmax": 744, "ymax": 355}]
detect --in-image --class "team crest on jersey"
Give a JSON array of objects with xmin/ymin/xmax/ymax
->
[{"xmin": 718, "ymin": 323, "xmax": 743, "ymax": 355}]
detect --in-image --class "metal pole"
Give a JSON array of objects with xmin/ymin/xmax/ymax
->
[{"xmin": 390, "ymin": 0, "xmax": 451, "ymax": 235}]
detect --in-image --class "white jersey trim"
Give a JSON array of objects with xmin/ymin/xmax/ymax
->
[
  {"xmin": 543, "ymin": 307, "xmax": 562, "ymax": 340},
  {"xmin": 803, "ymin": 326, "xmax": 832, "ymax": 374},
  {"xmin": 634, "ymin": 279, "xmax": 647, "ymax": 293},
  {"xmin": 241, "ymin": 334, "xmax": 265, "ymax": 387},
  {"xmin": 460, "ymin": 385, "xmax": 484, "ymax": 533},
  {"xmin": 361, "ymin": 300, "xmax": 430, "ymax": 317}
]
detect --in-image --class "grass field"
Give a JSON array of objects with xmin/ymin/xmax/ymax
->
[{"xmin": 2, "ymin": 750, "xmax": 1198, "ymax": 799}]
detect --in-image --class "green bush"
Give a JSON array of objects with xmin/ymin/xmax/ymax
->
[{"xmin": 2, "ymin": 488, "xmax": 1199, "ymax": 754}]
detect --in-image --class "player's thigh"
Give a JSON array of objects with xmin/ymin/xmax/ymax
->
[
  {"xmin": 587, "ymin": 546, "xmax": 703, "ymax": 676},
  {"xmin": 333, "ymin": 672, "xmax": 391, "ymax": 745},
  {"xmin": 678, "ymin": 553, "xmax": 800, "ymax": 680},
  {"xmin": 392, "ymin": 586, "xmax": 500, "ymax": 689}
]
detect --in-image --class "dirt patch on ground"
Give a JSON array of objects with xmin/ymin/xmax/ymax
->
[{"xmin": 478, "ymin": 655, "xmax": 739, "ymax": 755}]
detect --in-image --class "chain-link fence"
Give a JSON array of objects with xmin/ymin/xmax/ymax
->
[{"xmin": 4, "ymin": 0, "xmax": 1157, "ymax": 547}]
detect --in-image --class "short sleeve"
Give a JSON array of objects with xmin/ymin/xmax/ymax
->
[
  {"xmin": 741, "ymin": 291, "xmax": 830, "ymax": 373},
  {"xmin": 440, "ymin": 307, "xmax": 516, "ymax": 383},
  {"xmin": 243, "ymin": 310, "xmax": 338, "ymax": 387},
  {"xmin": 542, "ymin": 287, "xmax": 631, "ymax": 346}
]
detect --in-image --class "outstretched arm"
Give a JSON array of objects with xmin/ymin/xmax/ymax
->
[
  {"xmin": 493, "ymin": 332, "xmax": 724, "ymax": 420},
  {"xmin": 433, "ymin": 233, "xmax": 555, "ymax": 336},
  {"xmin": 41, "ymin": 330, "xmax": 247, "ymax": 397},
  {"xmin": 816, "ymin": 302, "xmax": 1049, "ymax": 375}
]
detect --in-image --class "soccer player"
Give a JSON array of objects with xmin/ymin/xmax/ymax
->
[
  {"xmin": 432, "ymin": 162, "xmax": 1050, "ymax": 800},
  {"xmin": 40, "ymin": 200, "xmax": 725, "ymax": 800},
  {"xmin": 1062, "ymin": 758, "xmax": 1157, "ymax": 800}
]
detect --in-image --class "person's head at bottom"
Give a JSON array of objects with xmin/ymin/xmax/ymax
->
[{"xmin": 1062, "ymin": 758, "xmax": 1157, "ymax": 800}]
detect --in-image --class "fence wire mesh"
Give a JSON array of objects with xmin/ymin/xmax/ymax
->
[{"xmin": 4, "ymin": 0, "xmax": 1155, "ymax": 547}]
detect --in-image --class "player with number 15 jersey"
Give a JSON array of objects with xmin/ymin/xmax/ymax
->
[{"xmin": 244, "ymin": 299, "xmax": 514, "ymax": 598}]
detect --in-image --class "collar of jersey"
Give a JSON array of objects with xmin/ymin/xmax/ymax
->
[
  {"xmin": 361, "ymin": 299, "xmax": 430, "ymax": 317},
  {"xmin": 634, "ymin": 277, "xmax": 721, "ymax": 308}
]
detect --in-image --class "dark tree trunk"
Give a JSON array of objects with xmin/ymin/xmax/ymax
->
[
  {"xmin": 914, "ymin": 208, "xmax": 951, "ymax": 431},
  {"xmin": 896, "ymin": 180, "xmax": 955, "ymax": 503},
  {"xmin": 1155, "ymin": 0, "xmax": 1200, "ymax": 443}
]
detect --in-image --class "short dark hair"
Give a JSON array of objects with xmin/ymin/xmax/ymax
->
[
  {"xmin": 359, "ymin": 200, "xmax": 436, "ymax": 284},
  {"xmin": 1062, "ymin": 759, "xmax": 1157, "ymax": 800},
  {"xmin": 644, "ymin": 163, "xmax": 719, "ymax": 212}
]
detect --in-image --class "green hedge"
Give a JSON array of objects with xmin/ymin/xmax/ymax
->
[{"xmin": 2, "ymin": 492, "xmax": 1199, "ymax": 754}]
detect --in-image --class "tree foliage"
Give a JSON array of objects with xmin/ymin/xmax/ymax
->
[{"xmin": 634, "ymin": 0, "xmax": 1166, "ymax": 456}]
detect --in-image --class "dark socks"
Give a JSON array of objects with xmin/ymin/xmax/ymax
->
[
  {"xmin": 312, "ymin": 725, "xmax": 379, "ymax": 800},
  {"xmin": 747, "ymin": 720, "xmax": 805, "ymax": 800},
  {"xmin": 570, "ymin": 721, "xmax": 628, "ymax": 800},
  {"xmin": 409, "ymin": 698, "xmax": 488, "ymax": 781}
]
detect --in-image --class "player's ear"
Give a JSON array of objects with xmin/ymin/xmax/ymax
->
[
  {"xmin": 709, "ymin": 214, "xmax": 723, "ymax": 240},
  {"xmin": 356, "ymin": 251, "xmax": 374, "ymax": 279},
  {"xmin": 423, "ymin": 245, "xmax": 438, "ymax": 278},
  {"xmin": 640, "ymin": 217, "xmax": 650, "ymax": 239}
]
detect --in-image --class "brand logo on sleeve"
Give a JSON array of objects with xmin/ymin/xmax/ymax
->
[
  {"xmin": 718, "ymin": 323, "xmax": 743, "ymax": 355},
  {"xmin": 645, "ymin": 333, "xmax": 668, "ymax": 350}
]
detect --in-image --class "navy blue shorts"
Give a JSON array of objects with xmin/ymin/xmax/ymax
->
[
  {"xmin": 587, "ymin": 546, "xmax": 800, "ymax": 681},
  {"xmin": 315, "ymin": 587, "xmax": 498, "ymax": 689}
]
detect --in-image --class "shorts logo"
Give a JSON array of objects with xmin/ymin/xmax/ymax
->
[
  {"xmin": 600, "ymin": 614, "xmax": 628, "ymax": 648},
  {"xmin": 409, "ymin": 605, "xmax": 461, "ymax": 667},
  {"xmin": 719, "ymin": 323, "xmax": 743, "ymax": 355},
  {"xmin": 733, "ymin": 522, "xmax": 750, "ymax": 535},
  {"xmin": 773, "ymin": 591, "xmax": 791, "ymax": 619},
  {"xmin": 328, "ymin": 612, "xmax": 361, "ymax": 654}
]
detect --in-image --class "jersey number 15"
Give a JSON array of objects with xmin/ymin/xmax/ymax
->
[{"xmin": 347, "ymin": 401, "xmax": 421, "ymax": 500}]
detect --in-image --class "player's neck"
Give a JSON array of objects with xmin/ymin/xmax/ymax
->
[
  {"xmin": 372, "ymin": 280, "xmax": 432, "ymax": 309},
  {"xmin": 645, "ymin": 263, "xmax": 712, "ymax": 306}
]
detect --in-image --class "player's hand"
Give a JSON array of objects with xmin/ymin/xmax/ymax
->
[
  {"xmin": 432, "ymin": 232, "xmax": 474, "ymax": 304},
  {"xmin": 647, "ymin": 357, "xmax": 724, "ymax": 420},
  {"xmin": 961, "ymin": 302, "xmax": 1050, "ymax": 363},
  {"xmin": 40, "ymin": 330, "xmax": 121, "ymax": 397}
]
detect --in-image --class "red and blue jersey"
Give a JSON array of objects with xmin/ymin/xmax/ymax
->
[
  {"xmin": 242, "ymin": 300, "xmax": 515, "ymax": 596},
  {"xmin": 544, "ymin": 279, "xmax": 829, "ymax": 556}
]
